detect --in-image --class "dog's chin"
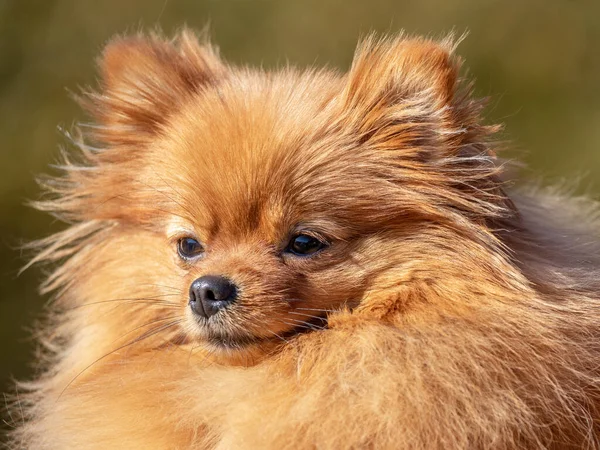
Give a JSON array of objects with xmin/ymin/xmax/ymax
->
[
  {"xmin": 204, "ymin": 330, "xmax": 265, "ymax": 350},
  {"xmin": 192, "ymin": 314, "xmax": 329, "ymax": 361},
  {"xmin": 187, "ymin": 330, "xmax": 283, "ymax": 366}
]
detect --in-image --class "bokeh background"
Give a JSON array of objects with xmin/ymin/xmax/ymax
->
[{"xmin": 1, "ymin": 0, "xmax": 599, "ymax": 431}]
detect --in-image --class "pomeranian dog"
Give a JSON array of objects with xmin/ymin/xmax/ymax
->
[{"xmin": 7, "ymin": 28, "xmax": 600, "ymax": 449}]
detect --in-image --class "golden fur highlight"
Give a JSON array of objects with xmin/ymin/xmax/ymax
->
[{"xmin": 6, "ymin": 29, "xmax": 600, "ymax": 449}]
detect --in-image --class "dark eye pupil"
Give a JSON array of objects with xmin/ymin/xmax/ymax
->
[
  {"xmin": 178, "ymin": 238, "xmax": 203, "ymax": 258},
  {"xmin": 290, "ymin": 235, "xmax": 324, "ymax": 255}
]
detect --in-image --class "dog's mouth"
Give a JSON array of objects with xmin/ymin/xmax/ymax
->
[{"xmin": 205, "ymin": 314, "xmax": 329, "ymax": 350}]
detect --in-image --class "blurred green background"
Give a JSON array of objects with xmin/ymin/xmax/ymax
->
[{"xmin": 1, "ymin": 0, "xmax": 599, "ymax": 423}]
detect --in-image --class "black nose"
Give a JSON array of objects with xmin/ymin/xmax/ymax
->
[{"xmin": 189, "ymin": 275, "xmax": 238, "ymax": 318}]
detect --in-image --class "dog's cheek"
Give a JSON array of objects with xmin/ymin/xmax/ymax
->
[
  {"xmin": 292, "ymin": 239, "xmax": 405, "ymax": 313},
  {"xmin": 291, "ymin": 266, "xmax": 367, "ymax": 313},
  {"xmin": 53, "ymin": 228, "xmax": 190, "ymax": 380}
]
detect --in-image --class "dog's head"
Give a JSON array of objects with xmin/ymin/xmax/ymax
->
[{"xmin": 39, "ymin": 30, "xmax": 514, "ymax": 361}]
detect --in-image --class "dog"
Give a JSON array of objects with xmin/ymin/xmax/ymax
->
[{"xmin": 7, "ymin": 29, "xmax": 600, "ymax": 449}]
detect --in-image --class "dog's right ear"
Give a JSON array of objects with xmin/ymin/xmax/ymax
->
[{"xmin": 81, "ymin": 28, "xmax": 226, "ymax": 147}]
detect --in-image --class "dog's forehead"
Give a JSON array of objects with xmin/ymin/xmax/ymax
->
[{"xmin": 154, "ymin": 71, "xmax": 348, "ymax": 238}]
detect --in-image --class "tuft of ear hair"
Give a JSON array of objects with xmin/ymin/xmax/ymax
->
[
  {"xmin": 340, "ymin": 34, "xmax": 512, "ymax": 221},
  {"xmin": 79, "ymin": 28, "xmax": 226, "ymax": 148},
  {"xmin": 343, "ymin": 34, "xmax": 458, "ymax": 109},
  {"xmin": 31, "ymin": 30, "xmax": 226, "ymax": 227},
  {"xmin": 341, "ymin": 34, "xmax": 497, "ymax": 158}
]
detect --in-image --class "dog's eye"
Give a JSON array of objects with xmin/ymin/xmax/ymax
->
[
  {"xmin": 286, "ymin": 234, "xmax": 326, "ymax": 256},
  {"xmin": 177, "ymin": 237, "xmax": 204, "ymax": 260}
]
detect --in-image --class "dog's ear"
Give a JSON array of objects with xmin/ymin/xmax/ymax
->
[
  {"xmin": 341, "ymin": 35, "xmax": 496, "ymax": 157},
  {"xmin": 341, "ymin": 35, "xmax": 514, "ymax": 221},
  {"xmin": 343, "ymin": 35, "xmax": 457, "ymax": 112},
  {"xmin": 80, "ymin": 28, "xmax": 226, "ymax": 147},
  {"xmin": 39, "ymin": 30, "xmax": 227, "ymax": 225}
]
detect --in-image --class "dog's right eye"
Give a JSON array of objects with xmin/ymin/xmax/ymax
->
[{"xmin": 177, "ymin": 237, "xmax": 205, "ymax": 260}]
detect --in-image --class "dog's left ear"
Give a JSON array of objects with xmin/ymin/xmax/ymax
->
[
  {"xmin": 341, "ymin": 35, "xmax": 515, "ymax": 220},
  {"xmin": 341, "ymin": 35, "xmax": 495, "ymax": 156}
]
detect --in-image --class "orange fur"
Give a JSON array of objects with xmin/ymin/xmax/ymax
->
[{"xmin": 7, "ymin": 29, "xmax": 600, "ymax": 449}]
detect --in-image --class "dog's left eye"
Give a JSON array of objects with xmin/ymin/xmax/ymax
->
[
  {"xmin": 177, "ymin": 237, "xmax": 205, "ymax": 260},
  {"xmin": 286, "ymin": 234, "xmax": 327, "ymax": 256}
]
